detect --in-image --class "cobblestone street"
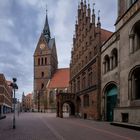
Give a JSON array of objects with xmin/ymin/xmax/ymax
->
[{"xmin": 0, "ymin": 113, "xmax": 140, "ymax": 140}]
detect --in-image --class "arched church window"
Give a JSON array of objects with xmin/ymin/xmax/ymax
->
[
  {"xmin": 45, "ymin": 57, "xmax": 47, "ymax": 65},
  {"xmin": 41, "ymin": 72, "xmax": 44, "ymax": 77},
  {"xmin": 41, "ymin": 58, "xmax": 44, "ymax": 65},
  {"xmin": 38, "ymin": 58, "xmax": 40, "ymax": 65}
]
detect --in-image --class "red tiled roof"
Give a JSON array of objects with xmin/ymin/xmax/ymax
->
[
  {"xmin": 101, "ymin": 28, "xmax": 113, "ymax": 44},
  {"xmin": 48, "ymin": 68, "xmax": 70, "ymax": 88}
]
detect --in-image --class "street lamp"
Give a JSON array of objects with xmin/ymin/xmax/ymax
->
[{"xmin": 10, "ymin": 78, "xmax": 18, "ymax": 129}]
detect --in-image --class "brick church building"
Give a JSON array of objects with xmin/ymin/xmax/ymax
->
[{"xmin": 33, "ymin": 10, "xmax": 69, "ymax": 112}]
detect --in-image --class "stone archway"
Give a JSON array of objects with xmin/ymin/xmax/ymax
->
[
  {"xmin": 62, "ymin": 101, "xmax": 75, "ymax": 117},
  {"xmin": 56, "ymin": 93, "xmax": 75, "ymax": 118}
]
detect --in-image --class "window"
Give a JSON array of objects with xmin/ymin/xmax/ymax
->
[
  {"xmin": 104, "ymin": 55, "xmax": 110, "ymax": 73},
  {"xmin": 41, "ymin": 58, "xmax": 43, "ymax": 65},
  {"xmin": 129, "ymin": 66, "xmax": 140, "ymax": 100},
  {"xmin": 111, "ymin": 48, "xmax": 118, "ymax": 69},
  {"xmin": 38, "ymin": 58, "xmax": 40, "ymax": 65},
  {"xmin": 45, "ymin": 57, "xmax": 47, "ymax": 65},
  {"xmin": 41, "ymin": 83, "xmax": 44, "ymax": 89},
  {"xmin": 41, "ymin": 72, "xmax": 44, "ymax": 77},
  {"xmin": 130, "ymin": 21, "xmax": 140, "ymax": 53},
  {"xmin": 83, "ymin": 94, "xmax": 89, "ymax": 107}
]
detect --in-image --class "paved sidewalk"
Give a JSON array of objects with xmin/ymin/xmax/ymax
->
[{"xmin": 0, "ymin": 113, "xmax": 58, "ymax": 140}]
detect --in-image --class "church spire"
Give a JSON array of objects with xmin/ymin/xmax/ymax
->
[{"xmin": 43, "ymin": 9, "xmax": 51, "ymax": 43}]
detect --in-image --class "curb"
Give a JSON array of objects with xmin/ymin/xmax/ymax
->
[{"xmin": 110, "ymin": 122, "xmax": 140, "ymax": 131}]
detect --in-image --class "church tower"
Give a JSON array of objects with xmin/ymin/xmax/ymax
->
[{"xmin": 34, "ymin": 10, "xmax": 58, "ymax": 111}]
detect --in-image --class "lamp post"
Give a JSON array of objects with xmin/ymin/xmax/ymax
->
[{"xmin": 11, "ymin": 78, "xmax": 18, "ymax": 129}]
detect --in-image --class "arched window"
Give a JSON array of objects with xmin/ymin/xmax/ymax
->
[
  {"xmin": 129, "ymin": 66, "xmax": 140, "ymax": 100},
  {"xmin": 104, "ymin": 55, "xmax": 110, "ymax": 73},
  {"xmin": 41, "ymin": 72, "xmax": 44, "ymax": 77},
  {"xmin": 41, "ymin": 83, "xmax": 44, "ymax": 89},
  {"xmin": 41, "ymin": 58, "xmax": 44, "ymax": 65},
  {"xmin": 38, "ymin": 58, "xmax": 40, "ymax": 65},
  {"xmin": 129, "ymin": 20, "xmax": 140, "ymax": 53},
  {"xmin": 111, "ymin": 48, "xmax": 118, "ymax": 69},
  {"xmin": 45, "ymin": 57, "xmax": 47, "ymax": 65},
  {"xmin": 83, "ymin": 94, "xmax": 89, "ymax": 107}
]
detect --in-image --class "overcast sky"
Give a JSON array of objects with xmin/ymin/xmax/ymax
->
[{"xmin": 0, "ymin": 0, "xmax": 117, "ymax": 100}]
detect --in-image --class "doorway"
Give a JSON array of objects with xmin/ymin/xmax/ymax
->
[{"xmin": 106, "ymin": 85, "xmax": 118, "ymax": 121}]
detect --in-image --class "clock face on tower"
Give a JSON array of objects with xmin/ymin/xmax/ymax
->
[{"xmin": 40, "ymin": 43, "xmax": 45, "ymax": 50}]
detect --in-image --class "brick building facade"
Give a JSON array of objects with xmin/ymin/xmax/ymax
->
[
  {"xmin": 70, "ymin": 1, "xmax": 112, "ymax": 120},
  {"xmin": 22, "ymin": 93, "xmax": 33, "ymax": 112},
  {"xmin": 0, "ymin": 74, "xmax": 12, "ymax": 116}
]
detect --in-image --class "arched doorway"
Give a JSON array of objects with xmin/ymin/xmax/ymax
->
[
  {"xmin": 106, "ymin": 84, "xmax": 118, "ymax": 121},
  {"xmin": 62, "ymin": 101, "xmax": 75, "ymax": 118},
  {"xmin": 62, "ymin": 103, "xmax": 69, "ymax": 117}
]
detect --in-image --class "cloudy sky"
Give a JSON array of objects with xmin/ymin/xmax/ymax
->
[{"xmin": 0, "ymin": 0, "xmax": 117, "ymax": 100}]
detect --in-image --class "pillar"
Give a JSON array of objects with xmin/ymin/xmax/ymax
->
[
  {"xmin": 59, "ymin": 103, "xmax": 63, "ymax": 118},
  {"xmin": 110, "ymin": 56, "xmax": 113, "ymax": 70}
]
